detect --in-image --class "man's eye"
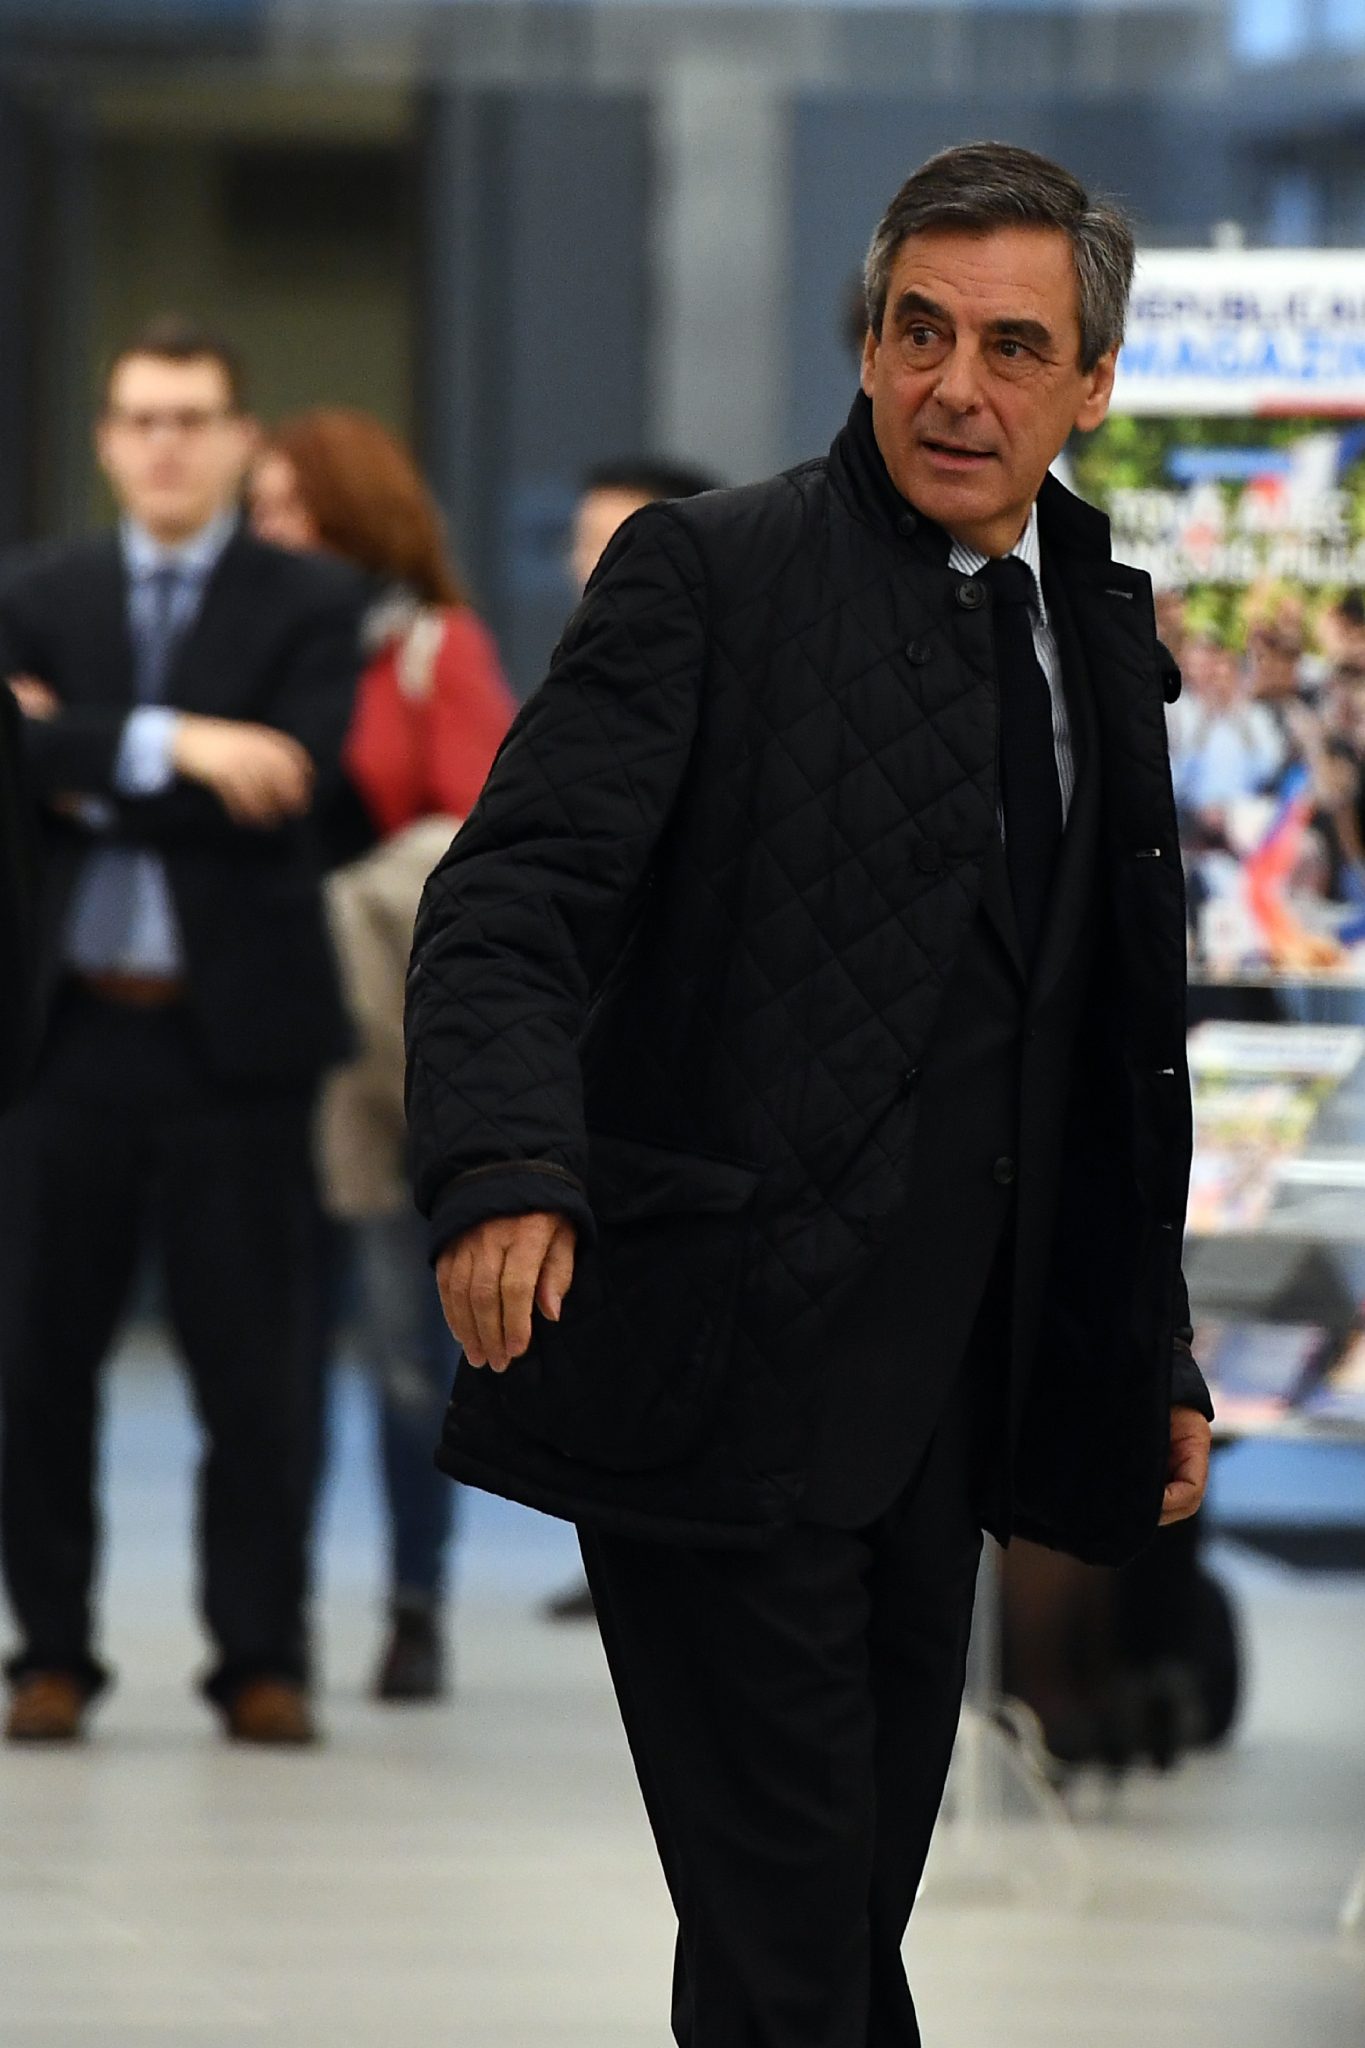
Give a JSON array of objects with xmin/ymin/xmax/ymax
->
[
  {"xmin": 998, "ymin": 339, "xmax": 1032, "ymax": 361},
  {"xmin": 908, "ymin": 326, "xmax": 937, "ymax": 348}
]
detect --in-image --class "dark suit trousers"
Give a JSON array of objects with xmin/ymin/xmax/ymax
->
[
  {"xmin": 0, "ymin": 986, "xmax": 322, "ymax": 1700},
  {"xmin": 578, "ymin": 1352, "xmax": 985, "ymax": 2048}
]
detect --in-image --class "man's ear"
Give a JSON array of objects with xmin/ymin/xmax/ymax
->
[
  {"xmin": 1075, "ymin": 346, "xmax": 1118, "ymax": 434},
  {"xmin": 860, "ymin": 324, "xmax": 879, "ymax": 399}
]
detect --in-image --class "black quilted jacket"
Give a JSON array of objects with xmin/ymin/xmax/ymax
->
[{"xmin": 406, "ymin": 395, "xmax": 1198, "ymax": 1565}]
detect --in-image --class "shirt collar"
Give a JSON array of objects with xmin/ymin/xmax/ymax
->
[
  {"xmin": 947, "ymin": 503, "xmax": 1048, "ymax": 624},
  {"xmin": 121, "ymin": 508, "xmax": 238, "ymax": 584}
]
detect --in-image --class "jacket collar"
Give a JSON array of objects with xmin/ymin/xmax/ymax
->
[
  {"xmin": 828, "ymin": 392, "xmax": 950, "ymax": 566},
  {"xmin": 1036, "ymin": 467, "xmax": 1115, "ymax": 567},
  {"xmin": 828, "ymin": 389, "xmax": 1115, "ymax": 573}
]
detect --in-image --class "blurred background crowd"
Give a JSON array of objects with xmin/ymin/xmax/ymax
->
[{"xmin": 0, "ymin": 305, "xmax": 720, "ymax": 1739}]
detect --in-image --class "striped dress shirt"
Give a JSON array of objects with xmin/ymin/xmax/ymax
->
[{"xmin": 948, "ymin": 501, "xmax": 1075, "ymax": 826}]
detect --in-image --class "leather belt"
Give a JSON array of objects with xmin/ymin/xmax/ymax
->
[{"xmin": 73, "ymin": 970, "xmax": 188, "ymax": 1009}]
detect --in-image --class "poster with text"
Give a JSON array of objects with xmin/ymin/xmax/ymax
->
[{"xmin": 1075, "ymin": 251, "xmax": 1365, "ymax": 982}]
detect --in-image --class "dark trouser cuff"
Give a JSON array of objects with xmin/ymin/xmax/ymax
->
[
  {"xmin": 200, "ymin": 1654, "xmax": 311, "ymax": 1707},
  {"xmin": 4, "ymin": 1648, "xmax": 112, "ymax": 1700}
]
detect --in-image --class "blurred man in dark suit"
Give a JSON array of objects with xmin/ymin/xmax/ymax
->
[{"xmin": 0, "ymin": 318, "xmax": 362, "ymax": 1745}]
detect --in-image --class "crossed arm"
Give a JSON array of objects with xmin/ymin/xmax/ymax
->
[{"xmin": 12, "ymin": 675, "xmax": 315, "ymax": 828}]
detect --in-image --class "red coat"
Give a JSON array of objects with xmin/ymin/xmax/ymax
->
[{"xmin": 345, "ymin": 607, "xmax": 515, "ymax": 838}]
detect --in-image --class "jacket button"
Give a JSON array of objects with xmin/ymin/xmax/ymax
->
[
  {"xmin": 914, "ymin": 839, "xmax": 943, "ymax": 873},
  {"xmin": 956, "ymin": 578, "xmax": 986, "ymax": 610},
  {"xmin": 904, "ymin": 636, "xmax": 932, "ymax": 665},
  {"xmin": 899, "ymin": 1065, "xmax": 922, "ymax": 1097},
  {"xmin": 897, "ymin": 510, "xmax": 917, "ymax": 537},
  {"xmin": 993, "ymin": 1155, "xmax": 1016, "ymax": 1186}
]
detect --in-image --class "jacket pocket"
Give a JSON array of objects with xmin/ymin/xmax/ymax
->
[{"xmin": 493, "ymin": 1131, "xmax": 761, "ymax": 1474}]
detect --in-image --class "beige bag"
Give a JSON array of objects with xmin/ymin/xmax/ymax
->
[{"xmin": 317, "ymin": 814, "xmax": 461, "ymax": 1219}]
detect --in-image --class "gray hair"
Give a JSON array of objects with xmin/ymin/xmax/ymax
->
[{"xmin": 863, "ymin": 142, "xmax": 1135, "ymax": 372}]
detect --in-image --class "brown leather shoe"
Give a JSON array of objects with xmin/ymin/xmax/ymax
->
[
  {"xmin": 5, "ymin": 1671, "xmax": 89, "ymax": 1743},
  {"xmin": 222, "ymin": 1678, "xmax": 319, "ymax": 1746}
]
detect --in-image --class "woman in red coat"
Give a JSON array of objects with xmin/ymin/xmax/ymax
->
[{"xmin": 252, "ymin": 409, "xmax": 516, "ymax": 1701}]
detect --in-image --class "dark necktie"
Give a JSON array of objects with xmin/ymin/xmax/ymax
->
[{"xmin": 980, "ymin": 555, "xmax": 1062, "ymax": 965}]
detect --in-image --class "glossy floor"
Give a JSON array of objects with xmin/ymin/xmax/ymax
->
[{"xmin": 0, "ymin": 1345, "xmax": 1361, "ymax": 2046}]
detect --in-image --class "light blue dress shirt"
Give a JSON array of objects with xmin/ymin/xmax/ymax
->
[{"xmin": 64, "ymin": 512, "xmax": 238, "ymax": 976}]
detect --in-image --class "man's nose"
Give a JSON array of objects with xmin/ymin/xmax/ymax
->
[{"xmin": 932, "ymin": 344, "xmax": 985, "ymax": 413}]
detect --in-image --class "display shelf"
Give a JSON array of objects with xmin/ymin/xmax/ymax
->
[
  {"xmin": 1191, "ymin": 1177, "xmax": 1365, "ymax": 1246},
  {"xmin": 1186, "ymin": 1018, "xmax": 1365, "ymax": 1247},
  {"xmin": 1189, "ymin": 969, "xmax": 1365, "ymax": 992},
  {"xmin": 1183, "ymin": 1016, "xmax": 1365, "ymax": 1439}
]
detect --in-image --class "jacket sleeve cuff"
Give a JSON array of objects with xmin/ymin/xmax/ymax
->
[
  {"xmin": 1171, "ymin": 1343, "xmax": 1215, "ymax": 1422},
  {"xmin": 426, "ymin": 1165, "xmax": 596, "ymax": 1265},
  {"xmin": 21, "ymin": 704, "xmax": 129, "ymax": 797}
]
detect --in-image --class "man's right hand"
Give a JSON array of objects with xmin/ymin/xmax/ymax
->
[
  {"xmin": 436, "ymin": 1211, "xmax": 578, "ymax": 1374},
  {"xmin": 171, "ymin": 714, "xmax": 314, "ymax": 828}
]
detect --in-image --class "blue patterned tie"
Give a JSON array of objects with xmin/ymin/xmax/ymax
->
[{"xmin": 136, "ymin": 565, "xmax": 184, "ymax": 704}]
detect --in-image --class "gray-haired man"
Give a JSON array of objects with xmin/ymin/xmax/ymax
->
[{"xmin": 408, "ymin": 142, "xmax": 1213, "ymax": 2045}]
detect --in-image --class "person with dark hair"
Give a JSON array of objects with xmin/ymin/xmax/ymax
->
[
  {"xmin": 570, "ymin": 458, "xmax": 718, "ymax": 594},
  {"xmin": 408, "ymin": 142, "xmax": 1213, "ymax": 2042},
  {"xmin": 104, "ymin": 312, "xmax": 251, "ymax": 414},
  {"xmin": 0, "ymin": 318, "xmax": 363, "ymax": 1746},
  {"xmin": 251, "ymin": 409, "xmax": 515, "ymax": 1700}
]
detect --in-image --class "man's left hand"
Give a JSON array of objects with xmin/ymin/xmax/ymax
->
[{"xmin": 1160, "ymin": 1405, "xmax": 1212, "ymax": 1526}]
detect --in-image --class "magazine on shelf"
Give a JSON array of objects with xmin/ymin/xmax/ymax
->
[
  {"xmin": 1185, "ymin": 1022, "xmax": 1365, "ymax": 1235},
  {"xmin": 1186, "ymin": 1023, "xmax": 1365, "ymax": 1082}
]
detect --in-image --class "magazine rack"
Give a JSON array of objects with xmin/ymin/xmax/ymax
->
[
  {"xmin": 929, "ymin": 1006, "xmax": 1365, "ymax": 1922},
  {"xmin": 1184, "ymin": 1005, "xmax": 1365, "ymax": 1940}
]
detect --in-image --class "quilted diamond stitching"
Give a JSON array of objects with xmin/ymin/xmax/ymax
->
[{"xmin": 407, "ymin": 445, "xmax": 1182, "ymax": 1535}]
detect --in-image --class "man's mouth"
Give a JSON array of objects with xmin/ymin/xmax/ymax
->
[{"xmin": 919, "ymin": 438, "xmax": 996, "ymax": 469}]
